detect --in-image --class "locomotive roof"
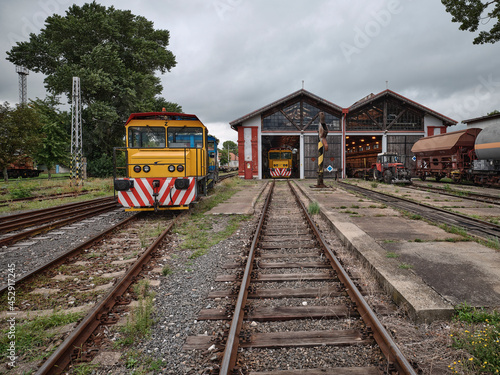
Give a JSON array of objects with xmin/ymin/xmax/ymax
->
[
  {"xmin": 125, "ymin": 112, "xmax": 200, "ymax": 125},
  {"xmin": 411, "ymin": 128, "xmax": 482, "ymax": 155}
]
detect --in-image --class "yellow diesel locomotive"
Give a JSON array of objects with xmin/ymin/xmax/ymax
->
[
  {"xmin": 268, "ymin": 148, "xmax": 292, "ymax": 178},
  {"xmin": 114, "ymin": 111, "xmax": 213, "ymax": 211}
]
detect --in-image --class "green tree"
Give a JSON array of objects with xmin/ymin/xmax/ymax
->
[
  {"xmin": 6, "ymin": 1, "xmax": 178, "ymax": 164},
  {"xmin": 218, "ymin": 140, "xmax": 238, "ymax": 166},
  {"xmin": 488, "ymin": 110, "xmax": 500, "ymax": 115},
  {"xmin": 0, "ymin": 103, "xmax": 43, "ymax": 181},
  {"xmin": 31, "ymin": 97, "xmax": 70, "ymax": 179},
  {"xmin": 441, "ymin": 0, "xmax": 500, "ymax": 44}
]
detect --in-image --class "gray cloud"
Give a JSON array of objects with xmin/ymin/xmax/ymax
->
[{"xmin": 1, "ymin": 0, "xmax": 499, "ymax": 143}]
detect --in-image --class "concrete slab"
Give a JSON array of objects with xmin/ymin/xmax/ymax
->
[
  {"xmin": 91, "ymin": 351, "xmax": 122, "ymax": 366},
  {"xmin": 383, "ymin": 241, "xmax": 500, "ymax": 306},
  {"xmin": 207, "ymin": 180, "xmax": 268, "ymax": 215},
  {"xmin": 294, "ymin": 179, "xmax": 500, "ymax": 323}
]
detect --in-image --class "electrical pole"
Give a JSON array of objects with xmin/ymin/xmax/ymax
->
[
  {"xmin": 71, "ymin": 77, "xmax": 83, "ymax": 186},
  {"xmin": 16, "ymin": 66, "xmax": 28, "ymax": 105}
]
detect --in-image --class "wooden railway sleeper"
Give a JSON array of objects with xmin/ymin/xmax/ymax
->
[
  {"xmin": 230, "ymin": 283, "xmax": 241, "ymax": 295},
  {"xmin": 214, "ymin": 331, "xmax": 227, "ymax": 345},
  {"xmin": 239, "ymin": 331, "xmax": 252, "ymax": 344},
  {"xmin": 247, "ymin": 285, "xmax": 257, "ymax": 294},
  {"xmin": 378, "ymin": 361, "xmax": 398, "ymax": 375},
  {"xmin": 362, "ymin": 326, "xmax": 374, "ymax": 340}
]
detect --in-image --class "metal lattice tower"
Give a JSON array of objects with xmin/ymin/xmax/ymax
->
[
  {"xmin": 16, "ymin": 66, "xmax": 29, "ymax": 105},
  {"xmin": 71, "ymin": 77, "xmax": 83, "ymax": 184}
]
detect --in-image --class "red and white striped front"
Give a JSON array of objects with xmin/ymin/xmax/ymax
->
[
  {"xmin": 270, "ymin": 168, "xmax": 291, "ymax": 178},
  {"xmin": 117, "ymin": 177, "xmax": 196, "ymax": 209}
]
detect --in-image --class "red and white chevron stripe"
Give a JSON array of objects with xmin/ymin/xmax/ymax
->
[
  {"xmin": 117, "ymin": 177, "xmax": 196, "ymax": 209},
  {"xmin": 270, "ymin": 168, "xmax": 291, "ymax": 178}
]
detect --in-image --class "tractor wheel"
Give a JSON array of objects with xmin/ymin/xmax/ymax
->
[{"xmin": 383, "ymin": 170, "xmax": 393, "ymax": 184}]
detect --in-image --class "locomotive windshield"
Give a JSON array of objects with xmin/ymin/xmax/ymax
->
[
  {"xmin": 128, "ymin": 126, "xmax": 166, "ymax": 148},
  {"xmin": 167, "ymin": 127, "xmax": 204, "ymax": 148},
  {"xmin": 269, "ymin": 151, "xmax": 292, "ymax": 160}
]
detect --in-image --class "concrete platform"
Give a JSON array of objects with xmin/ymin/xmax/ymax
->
[
  {"xmin": 294, "ymin": 180, "xmax": 500, "ymax": 323},
  {"xmin": 206, "ymin": 180, "xmax": 268, "ymax": 215}
]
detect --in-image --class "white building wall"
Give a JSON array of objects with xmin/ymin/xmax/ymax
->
[
  {"xmin": 424, "ymin": 115, "xmax": 446, "ymax": 134},
  {"xmin": 466, "ymin": 118, "xmax": 500, "ymax": 129}
]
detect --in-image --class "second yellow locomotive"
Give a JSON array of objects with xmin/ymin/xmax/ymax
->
[{"xmin": 114, "ymin": 111, "xmax": 213, "ymax": 211}]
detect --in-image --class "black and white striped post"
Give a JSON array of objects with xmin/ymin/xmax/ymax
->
[{"xmin": 316, "ymin": 112, "xmax": 328, "ymax": 187}]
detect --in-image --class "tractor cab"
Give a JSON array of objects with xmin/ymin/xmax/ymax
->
[{"xmin": 372, "ymin": 153, "xmax": 412, "ymax": 184}]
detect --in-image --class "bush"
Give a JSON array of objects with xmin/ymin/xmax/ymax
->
[{"xmin": 87, "ymin": 153, "xmax": 125, "ymax": 178}]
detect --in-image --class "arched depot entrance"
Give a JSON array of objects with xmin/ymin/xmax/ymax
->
[{"xmin": 262, "ymin": 135, "xmax": 300, "ymax": 179}]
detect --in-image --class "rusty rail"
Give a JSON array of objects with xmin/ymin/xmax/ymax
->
[
  {"xmin": 289, "ymin": 181, "xmax": 416, "ymax": 374},
  {"xmin": 219, "ymin": 180, "xmax": 274, "ymax": 373},
  {"xmin": 0, "ymin": 199, "xmax": 119, "ymax": 246},
  {"xmin": 35, "ymin": 215, "xmax": 179, "ymax": 375},
  {"xmin": 0, "ymin": 214, "xmax": 138, "ymax": 296}
]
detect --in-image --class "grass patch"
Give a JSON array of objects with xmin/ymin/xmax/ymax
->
[
  {"xmin": 117, "ymin": 280, "xmax": 155, "ymax": 347},
  {"xmin": 0, "ymin": 177, "xmax": 113, "ymax": 214},
  {"xmin": 449, "ymin": 302, "xmax": 500, "ymax": 373},
  {"xmin": 308, "ymin": 201, "xmax": 320, "ymax": 215},
  {"xmin": 162, "ymin": 265, "xmax": 173, "ymax": 276},
  {"xmin": 439, "ymin": 224, "xmax": 469, "ymax": 238},
  {"xmin": 398, "ymin": 263, "xmax": 413, "ymax": 270},
  {"xmin": 370, "ymin": 182, "xmax": 379, "ymax": 188},
  {"xmin": 173, "ymin": 180, "xmax": 252, "ymax": 259},
  {"xmin": 176, "ymin": 214, "xmax": 251, "ymax": 259},
  {"xmin": 386, "ymin": 252, "xmax": 399, "ymax": 258},
  {"xmin": 0, "ymin": 311, "xmax": 83, "ymax": 362}
]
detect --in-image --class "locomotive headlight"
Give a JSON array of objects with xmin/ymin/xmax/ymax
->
[
  {"xmin": 177, "ymin": 165, "xmax": 184, "ymax": 172},
  {"xmin": 168, "ymin": 165, "xmax": 175, "ymax": 172},
  {"xmin": 133, "ymin": 165, "xmax": 141, "ymax": 173},
  {"xmin": 143, "ymin": 165, "xmax": 151, "ymax": 173}
]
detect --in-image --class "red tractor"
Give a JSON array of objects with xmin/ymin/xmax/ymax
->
[{"xmin": 371, "ymin": 153, "xmax": 412, "ymax": 184}]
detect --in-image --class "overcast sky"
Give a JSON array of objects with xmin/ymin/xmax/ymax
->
[{"xmin": 1, "ymin": 0, "xmax": 499, "ymax": 145}]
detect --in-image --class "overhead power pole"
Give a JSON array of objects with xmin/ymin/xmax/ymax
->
[
  {"xmin": 16, "ymin": 66, "xmax": 29, "ymax": 105},
  {"xmin": 71, "ymin": 77, "xmax": 83, "ymax": 185}
]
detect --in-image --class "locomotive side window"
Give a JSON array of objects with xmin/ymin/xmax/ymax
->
[
  {"xmin": 167, "ymin": 127, "xmax": 204, "ymax": 148},
  {"xmin": 128, "ymin": 126, "xmax": 166, "ymax": 148}
]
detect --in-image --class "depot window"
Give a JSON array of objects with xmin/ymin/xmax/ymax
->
[
  {"xmin": 167, "ymin": 127, "xmax": 204, "ymax": 148},
  {"xmin": 128, "ymin": 126, "xmax": 166, "ymax": 148}
]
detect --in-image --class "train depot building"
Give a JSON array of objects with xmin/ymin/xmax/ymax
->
[{"xmin": 230, "ymin": 89, "xmax": 457, "ymax": 179}]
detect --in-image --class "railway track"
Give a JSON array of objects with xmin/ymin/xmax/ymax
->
[
  {"xmin": 410, "ymin": 181, "xmax": 500, "ymax": 205},
  {"xmin": 184, "ymin": 181, "xmax": 417, "ymax": 374},
  {"xmin": 0, "ymin": 196, "xmax": 118, "ymax": 246},
  {"xmin": 339, "ymin": 181, "xmax": 500, "ymax": 242},
  {"xmin": 0, "ymin": 190, "xmax": 98, "ymax": 207},
  {"xmin": 0, "ymin": 211, "xmax": 177, "ymax": 374}
]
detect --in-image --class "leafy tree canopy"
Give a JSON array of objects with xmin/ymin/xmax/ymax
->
[
  {"xmin": 6, "ymin": 2, "xmax": 178, "ymax": 160},
  {"xmin": 441, "ymin": 0, "xmax": 500, "ymax": 44},
  {"xmin": 218, "ymin": 140, "xmax": 238, "ymax": 165},
  {"xmin": 31, "ymin": 96, "xmax": 70, "ymax": 178},
  {"xmin": 0, "ymin": 103, "xmax": 43, "ymax": 181}
]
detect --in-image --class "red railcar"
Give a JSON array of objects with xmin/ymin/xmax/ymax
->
[{"xmin": 411, "ymin": 128, "xmax": 482, "ymax": 182}]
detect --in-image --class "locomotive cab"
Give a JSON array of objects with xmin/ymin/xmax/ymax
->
[
  {"xmin": 268, "ymin": 148, "xmax": 292, "ymax": 178},
  {"xmin": 114, "ymin": 112, "xmax": 211, "ymax": 212}
]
